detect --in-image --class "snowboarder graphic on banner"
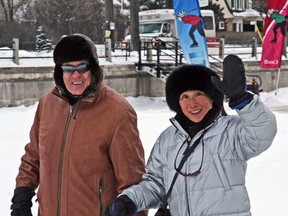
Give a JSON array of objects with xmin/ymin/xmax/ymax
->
[
  {"xmin": 177, "ymin": 9, "xmax": 205, "ymax": 48},
  {"xmin": 268, "ymin": 9, "xmax": 288, "ymax": 43}
]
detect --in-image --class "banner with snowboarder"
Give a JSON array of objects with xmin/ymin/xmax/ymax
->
[
  {"xmin": 173, "ymin": 0, "xmax": 209, "ymax": 67},
  {"xmin": 260, "ymin": 0, "xmax": 288, "ymax": 68}
]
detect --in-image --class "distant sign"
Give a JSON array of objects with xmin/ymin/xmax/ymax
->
[
  {"xmin": 110, "ymin": 22, "xmax": 115, "ymax": 30},
  {"xmin": 95, "ymin": 44, "xmax": 106, "ymax": 58}
]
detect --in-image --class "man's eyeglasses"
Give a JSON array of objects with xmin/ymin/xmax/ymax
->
[{"xmin": 61, "ymin": 64, "xmax": 90, "ymax": 75}]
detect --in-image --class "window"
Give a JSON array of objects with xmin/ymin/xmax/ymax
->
[
  {"xmin": 219, "ymin": 21, "xmax": 225, "ymax": 30},
  {"xmin": 231, "ymin": 0, "xmax": 247, "ymax": 11},
  {"xmin": 162, "ymin": 23, "xmax": 170, "ymax": 33},
  {"xmin": 140, "ymin": 23, "xmax": 162, "ymax": 34},
  {"xmin": 233, "ymin": 23, "xmax": 237, "ymax": 31},
  {"xmin": 203, "ymin": 16, "xmax": 213, "ymax": 30}
]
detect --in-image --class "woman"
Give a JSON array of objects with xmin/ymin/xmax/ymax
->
[{"xmin": 105, "ymin": 55, "xmax": 277, "ymax": 216}]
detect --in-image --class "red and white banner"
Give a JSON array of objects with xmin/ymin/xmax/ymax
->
[{"xmin": 260, "ymin": 0, "xmax": 288, "ymax": 68}]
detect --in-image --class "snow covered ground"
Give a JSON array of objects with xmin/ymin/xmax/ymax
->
[
  {"xmin": 0, "ymin": 47, "xmax": 288, "ymax": 215},
  {"xmin": 1, "ymin": 89, "xmax": 288, "ymax": 215}
]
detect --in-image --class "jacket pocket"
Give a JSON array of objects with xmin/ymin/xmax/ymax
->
[
  {"xmin": 212, "ymin": 154, "xmax": 231, "ymax": 191},
  {"xmin": 98, "ymin": 177, "xmax": 103, "ymax": 216}
]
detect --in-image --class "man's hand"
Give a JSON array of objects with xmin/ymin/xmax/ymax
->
[
  {"xmin": 105, "ymin": 195, "xmax": 137, "ymax": 216},
  {"xmin": 11, "ymin": 187, "xmax": 35, "ymax": 216}
]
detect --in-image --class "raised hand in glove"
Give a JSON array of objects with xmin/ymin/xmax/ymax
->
[
  {"xmin": 177, "ymin": 11, "xmax": 185, "ymax": 21},
  {"xmin": 105, "ymin": 195, "xmax": 137, "ymax": 216},
  {"xmin": 11, "ymin": 187, "xmax": 35, "ymax": 216},
  {"xmin": 211, "ymin": 54, "xmax": 253, "ymax": 109}
]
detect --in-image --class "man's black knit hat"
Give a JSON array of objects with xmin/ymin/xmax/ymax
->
[{"xmin": 165, "ymin": 64, "xmax": 224, "ymax": 113}]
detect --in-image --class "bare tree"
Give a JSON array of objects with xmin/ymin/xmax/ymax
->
[
  {"xmin": 0, "ymin": 0, "xmax": 15, "ymax": 21},
  {"xmin": 252, "ymin": 0, "xmax": 266, "ymax": 14},
  {"xmin": 34, "ymin": 0, "xmax": 105, "ymax": 42},
  {"xmin": 166, "ymin": 0, "xmax": 173, "ymax": 9},
  {"xmin": 0, "ymin": 0, "xmax": 36, "ymax": 49},
  {"xmin": 139, "ymin": 0, "xmax": 173, "ymax": 10},
  {"xmin": 13, "ymin": 0, "xmax": 35, "ymax": 22},
  {"xmin": 113, "ymin": 5, "xmax": 127, "ymax": 42},
  {"xmin": 130, "ymin": 0, "xmax": 140, "ymax": 51},
  {"xmin": 0, "ymin": 0, "xmax": 30, "ymax": 21}
]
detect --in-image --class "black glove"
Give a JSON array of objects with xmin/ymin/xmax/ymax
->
[
  {"xmin": 211, "ymin": 54, "xmax": 253, "ymax": 109},
  {"xmin": 11, "ymin": 187, "xmax": 35, "ymax": 216},
  {"xmin": 104, "ymin": 195, "xmax": 137, "ymax": 216}
]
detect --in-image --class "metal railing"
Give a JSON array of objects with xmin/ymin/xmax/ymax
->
[
  {"xmin": 136, "ymin": 40, "xmax": 184, "ymax": 78},
  {"xmin": 1, "ymin": 37, "xmax": 285, "ymax": 67}
]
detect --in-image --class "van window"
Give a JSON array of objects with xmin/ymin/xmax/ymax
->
[
  {"xmin": 162, "ymin": 23, "xmax": 170, "ymax": 33},
  {"xmin": 140, "ymin": 23, "xmax": 162, "ymax": 34},
  {"xmin": 203, "ymin": 16, "xmax": 214, "ymax": 30}
]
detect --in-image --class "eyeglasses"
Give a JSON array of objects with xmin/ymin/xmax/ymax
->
[
  {"xmin": 174, "ymin": 139, "xmax": 204, "ymax": 177},
  {"xmin": 61, "ymin": 64, "xmax": 90, "ymax": 75}
]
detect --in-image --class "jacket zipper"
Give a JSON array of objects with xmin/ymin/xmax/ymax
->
[
  {"xmin": 98, "ymin": 178, "xmax": 103, "ymax": 216},
  {"xmin": 56, "ymin": 105, "xmax": 73, "ymax": 216}
]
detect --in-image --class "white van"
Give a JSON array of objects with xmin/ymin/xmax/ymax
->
[{"xmin": 123, "ymin": 9, "xmax": 218, "ymax": 50}]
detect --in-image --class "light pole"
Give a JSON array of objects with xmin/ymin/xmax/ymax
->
[{"xmin": 104, "ymin": 0, "xmax": 115, "ymax": 48}]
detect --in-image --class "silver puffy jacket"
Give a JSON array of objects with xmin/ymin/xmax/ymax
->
[{"xmin": 122, "ymin": 95, "xmax": 277, "ymax": 216}]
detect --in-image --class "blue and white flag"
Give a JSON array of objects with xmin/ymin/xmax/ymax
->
[{"xmin": 173, "ymin": 0, "xmax": 209, "ymax": 67}]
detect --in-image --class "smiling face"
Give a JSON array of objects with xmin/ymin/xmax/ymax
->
[
  {"xmin": 179, "ymin": 90, "xmax": 213, "ymax": 123},
  {"xmin": 62, "ymin": 61, "xmax": 91, "ymax": 95}
]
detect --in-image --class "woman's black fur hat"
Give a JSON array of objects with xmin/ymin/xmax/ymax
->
[
  {"xmin": 53, "ymin": 34, "xmax": 103, "ymax": 97},
  {"xmin": 165, "ymin": 64, "xmax": 224, "ymax": 113}
]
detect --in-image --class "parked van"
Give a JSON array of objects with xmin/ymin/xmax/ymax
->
[{"xmin": 123, "ymin": 9, "xmax": 218, "ymax": 50}]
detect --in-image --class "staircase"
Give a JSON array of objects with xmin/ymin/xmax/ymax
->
[
  {"xmin": 136, "ymin": 41, "xmax": 184, "ymax": 81},
  {"xmin": 135, "ymin": 41, "xmax": 262, "ymax": 95}
]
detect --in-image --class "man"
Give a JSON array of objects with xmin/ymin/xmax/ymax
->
[{"xmin": 10, "ymin": 34, "xmax": 147, "ymax": 216}]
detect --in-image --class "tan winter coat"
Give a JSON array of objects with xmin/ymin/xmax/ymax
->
[{"xmin": 15, "ymin": 82, "xmax": 146, "ymax": 216}]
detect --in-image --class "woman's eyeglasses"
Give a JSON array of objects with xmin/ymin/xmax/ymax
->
[
  {"xmin": 174, "ymin": 138, "xmax": 205, "ymax": 177},
  {"xmin": 61, "ymin": 64, "xmax": 90, "ymax": 75}
]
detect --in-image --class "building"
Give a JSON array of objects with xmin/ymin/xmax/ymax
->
[{"xmin": 212, "ymin": 0, "xmax": 264, "ymax": 33}]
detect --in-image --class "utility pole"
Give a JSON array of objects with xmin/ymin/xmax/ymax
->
[
  {"xmin": 104, "ymin": 0, "xmax": 115, "ymax": 48},
  {"xmin": 130, "ymin": 0, "xmax": 140, "ymax": 51}
]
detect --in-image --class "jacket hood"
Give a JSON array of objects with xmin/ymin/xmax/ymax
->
[{"xmin": 53, "ymin": 34, "xmax": 103, "ymax": 102}]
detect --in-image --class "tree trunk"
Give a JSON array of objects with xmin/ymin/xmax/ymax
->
[
  {"xmin": 130, "ymin": 0, "xmax": 140, "ymax": 51},
  {"xmin": 166, "ymin": 0, "xmax": 173, "ymax": 8},
  {"xmin": 104, "ymin": 0, "xmax": 114, "ymax": 46}
]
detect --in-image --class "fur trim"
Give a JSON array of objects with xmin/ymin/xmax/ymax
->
[
  {"xmin": 53, "ymin": 34, "xmax": 98, "ymax": 65},
  {"xmin": 53, "ymin": 34, "xmax": 103, "ymax": 100},
  {"xmin": 165, "ymin": 64, "xmax": 224, "ymax": 113}
]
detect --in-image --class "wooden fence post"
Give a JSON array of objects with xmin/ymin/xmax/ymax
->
[
  {"xmin": 219, "ymin": 38, "xmax": 225, "ymax": 59},
  {"xmin": 105, "ymin": 38, "xmax": 112, "ymax": 62},
  {"xmin": 251, "ymin": 37, "xmax": 257, "ymax": 59},
  {"xmin": 13, "ymin": 38, "xmax": 19, "ymax": 65},
  {"xmin": 146, "ymin": 41, "xmax": 152, "ymax": 61}
]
